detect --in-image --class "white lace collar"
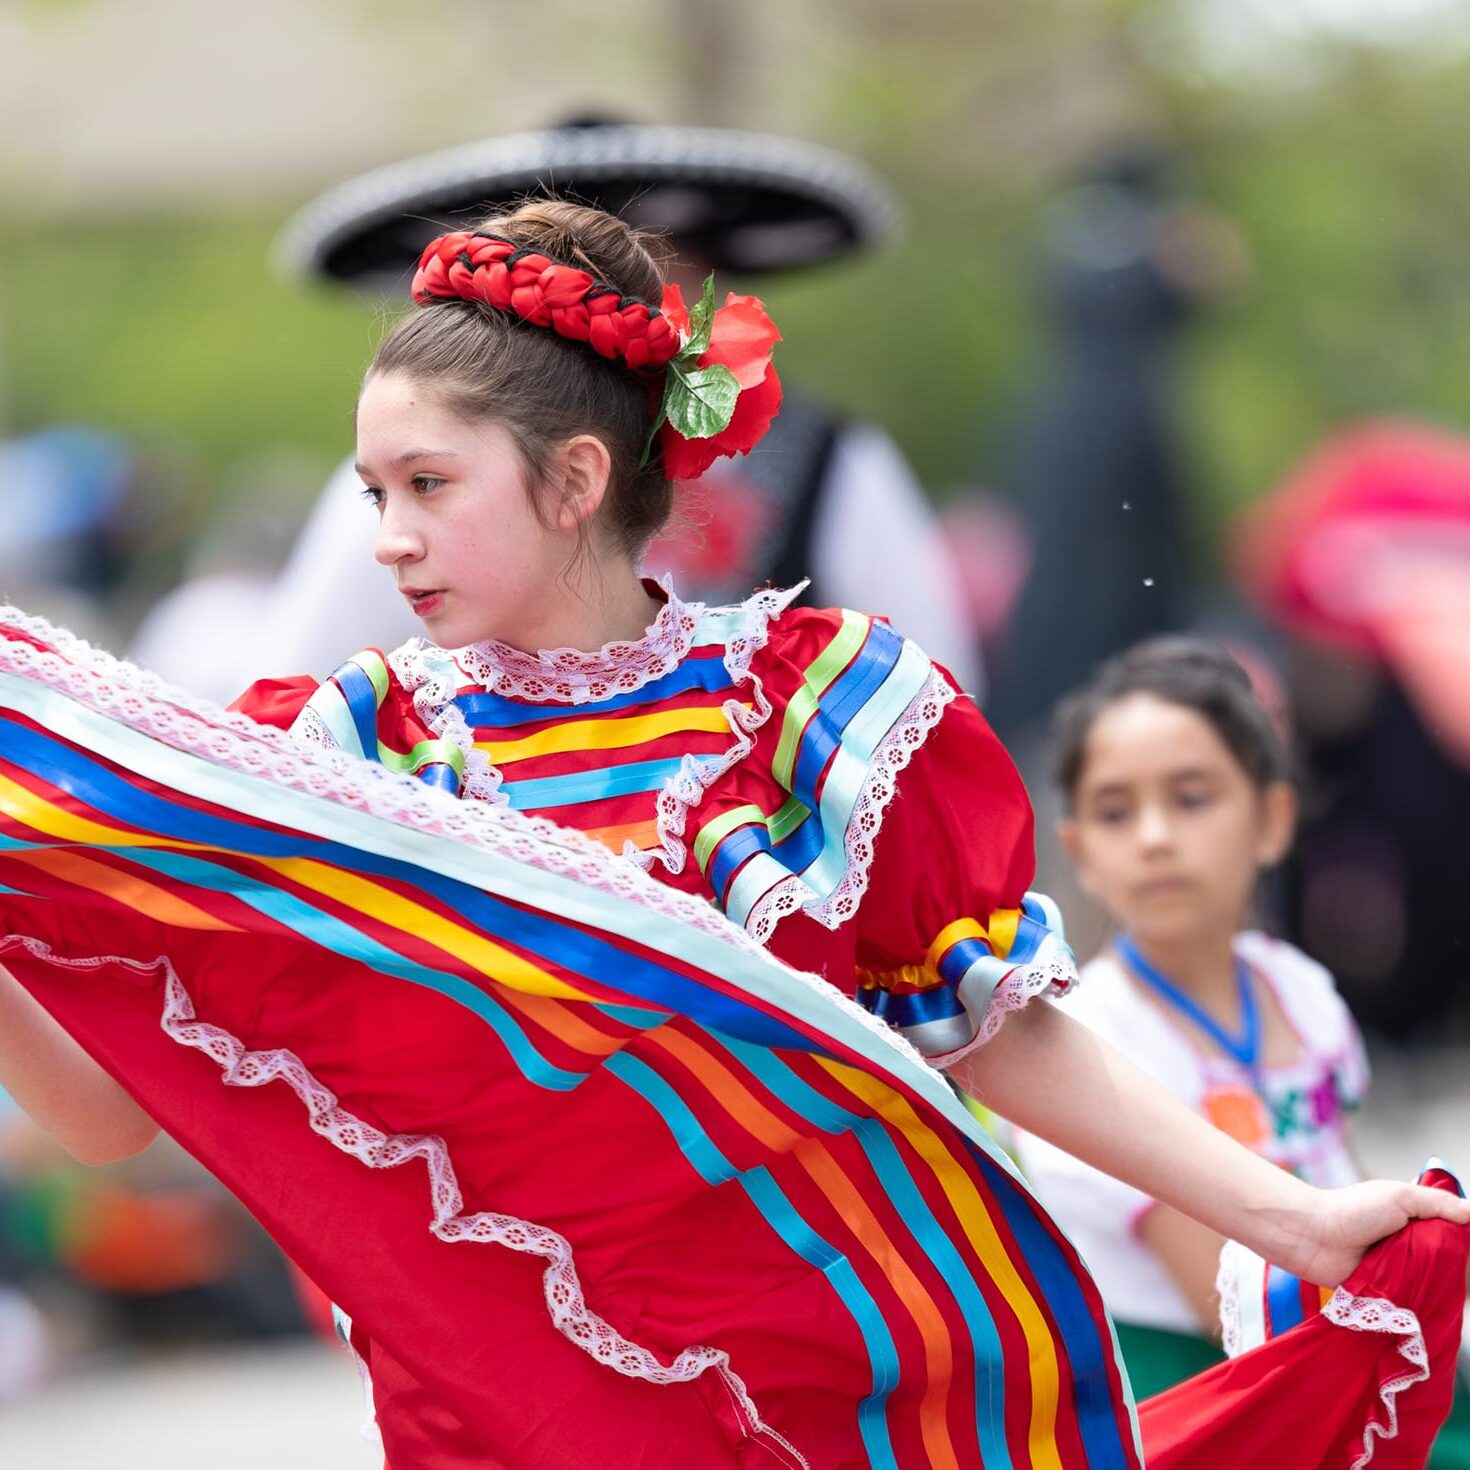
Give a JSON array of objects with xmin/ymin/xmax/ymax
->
[{"xmin": 449, "ymin": 578, "xmax": 701, "ymax": 706}]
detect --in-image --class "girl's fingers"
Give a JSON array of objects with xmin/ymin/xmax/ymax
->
[{"xmin": 1404, "ymin": 1184, "xmax": 1470, "ymax": 1225}]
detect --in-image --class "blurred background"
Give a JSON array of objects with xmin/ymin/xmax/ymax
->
[{"xmin": 2, "ymin": 0, "xmax": 1469, "ymax": 1463}]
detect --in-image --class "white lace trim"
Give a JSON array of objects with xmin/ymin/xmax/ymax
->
[
  {"xmin": 1216, "ymin": 1239, "xmax": 1428, "ymax": 1470},
  {"xmin": 293, "ymin": 705, "xmax": 339, "ymax": 750},
  {"xmin": 385, "ymin": 640, "xmax": 504, "ymax": 804},
  {"xmin": 1323, "ymin": 1286, "xmax": 1429, "ymax": 1470},
  {"xmin": 1216, "ymin": 1239, "xmax": 1247, "ymax": 1357},
  {"xmin": 745, "ymin": 668, "xmax": 957, "ymax": 943},
  {"xmin": 0, "ymin": 935, "xmax": 806, "ymax": 1465},
  {"xmin": 927, "ymin": 940, "xmax": 1080, "ymax": 1069},
  {"xmin": 449, "ymin": 578, "xmax": 699, "ymax": 707},
  {"xmin": 0, "ymin": 606, "xmax": 760, "ymax": 954},
  {"xmin": 646, "ymin": 583, "xmax": 807, "ymax": 877}
]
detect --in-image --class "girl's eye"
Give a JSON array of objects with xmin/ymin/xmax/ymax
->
[
  {"xmin": 1175, "ymin": 787, "xmax": 1215, "ymax": 811},
  {"xmin": 1093, "ymin": 805, "xmax": 1130, "ymax": 826},
  {"xmin": 412, "ymin": 475, "xmax": 445, "ymax": 494},
  {"xmin": 359, "ymin": 485, "xmax": 385, "ymax": 508}
]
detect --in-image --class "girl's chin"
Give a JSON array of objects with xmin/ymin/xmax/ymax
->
[{"xmin": 1122, "ymin": 910, "xmax": 1237, "ymax": 950}]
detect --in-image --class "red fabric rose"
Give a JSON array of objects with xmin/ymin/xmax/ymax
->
[{"xmin": 657, "ymin": 285, "xmax": 784, "ymax": 481}]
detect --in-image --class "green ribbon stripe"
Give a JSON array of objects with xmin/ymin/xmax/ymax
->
[{"xmin": 694, "ymin": 611, "xmax": 870, "ymax": 875}]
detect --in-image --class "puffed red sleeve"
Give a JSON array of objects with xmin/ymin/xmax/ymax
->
[
  {"xmin": 853, "ymin": 679, "xmax": 1078, "ymax": 1064},
  {"xmin": 228, "ymin": 674, "xmax": 318, "ymax": 729}
]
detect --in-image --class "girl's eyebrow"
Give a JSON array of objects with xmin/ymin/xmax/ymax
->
[
  {"xmin": 354, "ymin": 447, "xmax": 462, "ymax": 476},
  {"xmin": 1085, "ymin": 780, "xmax": 1134, "ymax": 802},
  {"xmin": 1085, "ymin": 766, "xmax": 1220, "ymax": 801}
]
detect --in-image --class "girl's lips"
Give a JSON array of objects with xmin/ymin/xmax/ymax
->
[
  {"xmin": 1133, "ymin": 876, "xmax": 1193, "ymax": 899},
  {"xmin": 404, "ymin": 589, "xmax": 445, "ymax": 617}
]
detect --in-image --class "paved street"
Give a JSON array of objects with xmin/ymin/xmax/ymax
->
[{"xmin": 0, "ymin": 1340, "xmax": 373, "ymax": 1470}]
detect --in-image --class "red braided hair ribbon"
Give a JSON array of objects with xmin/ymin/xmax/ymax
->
[
  {"xmin": 410, "ymin": 229, "xmax": 782, "ymax": 479},
  {"xmin": 411, "ymin": 231, "xmax": 682, "ymax": 374}
]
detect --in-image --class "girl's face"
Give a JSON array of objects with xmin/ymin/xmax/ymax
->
[
  {"xmin": 1059, "ymin": 693, "xmax": 1295, "ymax": 949},
  {"xmin": 356, "ymin": 372, "xmax": 569, "ymax": 650}
]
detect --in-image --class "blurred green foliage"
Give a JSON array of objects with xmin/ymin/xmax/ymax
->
[
  {"xmin": 0, "ymin": 215, "xmax": 374, "ymax": 490},
  {"xmin": 7, "ymin": 27, "xmax": 1470, "ymax": 572}
]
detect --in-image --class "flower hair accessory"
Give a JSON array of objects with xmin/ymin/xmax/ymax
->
[
  {"xmin": 410, "ymin": 231, "xmax": 781, "ymax": 480},
  {"xmin": 647, "ymin": 273, "xmax": 782, "ymax": 481}
]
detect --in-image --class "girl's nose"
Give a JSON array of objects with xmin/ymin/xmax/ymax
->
[
  {"xmin": 373, "ymin": 501, "xmax": 424, "ymax": 567},
  {"xmin": 1135, "ymin": 801, "xmax": 1174, "ymax": 850}
]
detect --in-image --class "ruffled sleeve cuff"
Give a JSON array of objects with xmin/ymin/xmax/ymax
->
[{"xmin": 856, "ymin": 893, "xmax": 1078, "ymax": 1067}]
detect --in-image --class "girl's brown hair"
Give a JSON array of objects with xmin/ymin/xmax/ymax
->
[{"xmin": 368, "ymin": 199, "xmax": 673, "ymax": 558}]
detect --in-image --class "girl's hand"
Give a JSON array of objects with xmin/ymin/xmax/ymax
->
[{"xmin": 1276, "ymin": 1179, "xmax": 1470, "ymax": 1287}]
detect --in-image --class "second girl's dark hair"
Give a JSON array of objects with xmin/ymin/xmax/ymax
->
[{"xmin": 1050, "ymin": 636, "xmax": 1291, "ymax": 808}]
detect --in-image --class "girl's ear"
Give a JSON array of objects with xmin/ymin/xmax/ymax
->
[
  {"xmin": 1255, "ymin": 780, "xmax": 1298, "ymax": 868},
  {"xmin": 552, "ymin": 435, "xmax": 614, "ymax": 533},
  {"xmin": 1056, "ymin": 816, "xmax": 1096, "ymax": 897}
]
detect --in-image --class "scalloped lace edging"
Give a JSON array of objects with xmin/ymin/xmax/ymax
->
[
  {"xmin": 386, "ymin": 639, "xmax": 504, "ymax": 804},
  {"xmin": 433, "ymin": 578, "xmax": 700, "ymax": 708},
  {"xmin": 0, "ymin": 934, "xmax": 807, "ymax": 1466},
  {"xmin": 1323, "ymin": 1285, "xmax": 1429, "ymax": 1470},
  {"xmin": 645, "ymin": 583, "xmax": 808, "ymax": 877},
  {"xmin": 1216, "ymin": 1239, "xmax": 1249, "ymax": 1358},
  {"xmin": 0, "ymin": 605, "xmax": 762, "ymax": 955},
  {"xmin": 925, "ymin": 937, "xmax": 1079, "ymax": 1070},
  {"xmin": 745, "ymin": 667, "xmax": 956, "ymax": 943},
  {"xmin": 1216, "ymin": 1239, "xmax": 1428, "ymax": 1470}
]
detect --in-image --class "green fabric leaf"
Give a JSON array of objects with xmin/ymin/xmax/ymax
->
[
  {"xmin": 684, "ymin": 272, "xmax": 718, "ymax": 357},
  {"xmin": 664, "ymin": 362, "xmax": 739, "ymax": 440},
  {"xmin": 637, "ymin": 401, "xmax": 668, "ymax": 469}
]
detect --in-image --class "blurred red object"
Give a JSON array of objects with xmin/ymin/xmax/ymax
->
[
  {"xmin": 1234, "ymin": 420, "xmax": 1470, "ymax": 768},
  {"xmin": 62, "ymin": 1186, "xmax": 241, "ymax": 1293}
]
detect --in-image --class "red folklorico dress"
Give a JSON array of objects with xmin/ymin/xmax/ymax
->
[{"xmin": 0, "ymin": 582, "xmax": 1462, "ymax": 1469}]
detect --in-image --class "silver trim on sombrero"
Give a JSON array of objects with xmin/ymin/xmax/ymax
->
[{"xmin": 276, "ymin": 124, "xmax": 902, "ymax": 284}]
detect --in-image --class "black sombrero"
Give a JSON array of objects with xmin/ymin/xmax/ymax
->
[{"xmin": 276, "ymin": 120, "xmax": 903, "ymax": 289}]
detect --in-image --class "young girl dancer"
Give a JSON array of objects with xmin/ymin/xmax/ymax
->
[
  {"xmin": 1015, "ymin": 635, "xmax": 1469, "ymax": 1459},
  {"xmin": 0, "ymin": 202, "xmax": 1464, "ymax": 1468}
]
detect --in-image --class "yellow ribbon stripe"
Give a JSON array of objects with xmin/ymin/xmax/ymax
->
[
  {"xmin": 817, "ymin": 1057, "xmax": 1066, "ymax": 1470},
  {"xmin": 0, "ymin": 773, "xmax": 591, "ymax": 1006},
  {"xmin": 477, "ymin": 705, "xmax": 748, "ymax": 766},
  {"xmin": 256, "ymin": 857, "xmax": 594, "ymax": 1003},
  {"xmin": 0, "ymin": 771, "xmax": 208, "ymax": 853}
]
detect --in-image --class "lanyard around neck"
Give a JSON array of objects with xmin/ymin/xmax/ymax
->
[{"xmin": 1114, "ymin": 934, "xmax": 1262, "ymax": 1076}]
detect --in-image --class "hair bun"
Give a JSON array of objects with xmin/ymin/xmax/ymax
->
[{"xmin": 477, "ymin": 199, "xmax": 667, "ymax": 306}]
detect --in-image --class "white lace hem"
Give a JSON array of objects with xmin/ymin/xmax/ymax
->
[
  {"xmin": 0, "ymin": 934, "xmax": 805, "ymax": 1465},
  {"xmin": 1216, "ymin": 1239, "xmax": 1429, "ymax": 1470},
  {"xmin": 744, "ymin": 667, "xmax": 957, "ymax": 943},
  {"xmin": 646, "ymin": 583, "xmax": 807, "ymax": 877},
  {"xmin": 1323, "ymin": 1287, "xmax": 1430, "ymax": 1470}
]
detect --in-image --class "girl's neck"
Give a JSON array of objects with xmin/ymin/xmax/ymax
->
[
  {"xmin": 489, "ymin": 560, "xmax": 662, "ymax": 656},
  {"xmin": 1122, "ymin": 928, "xmax": 1242, "ymax": 1012}
]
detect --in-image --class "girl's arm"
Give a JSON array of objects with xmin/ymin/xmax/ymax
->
[
  {"xmin": 952, "ymin": 999, "xmax": 1470, "ymax": 1285},
  {"xmin": 0, "ymin": 960, "xmax": 158, "ymax": 1165}
]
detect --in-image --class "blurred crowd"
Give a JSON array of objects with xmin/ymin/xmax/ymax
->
[{"xmin": 1, "ymin": 120, "xmax": 1467, "ymax": 1442}]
